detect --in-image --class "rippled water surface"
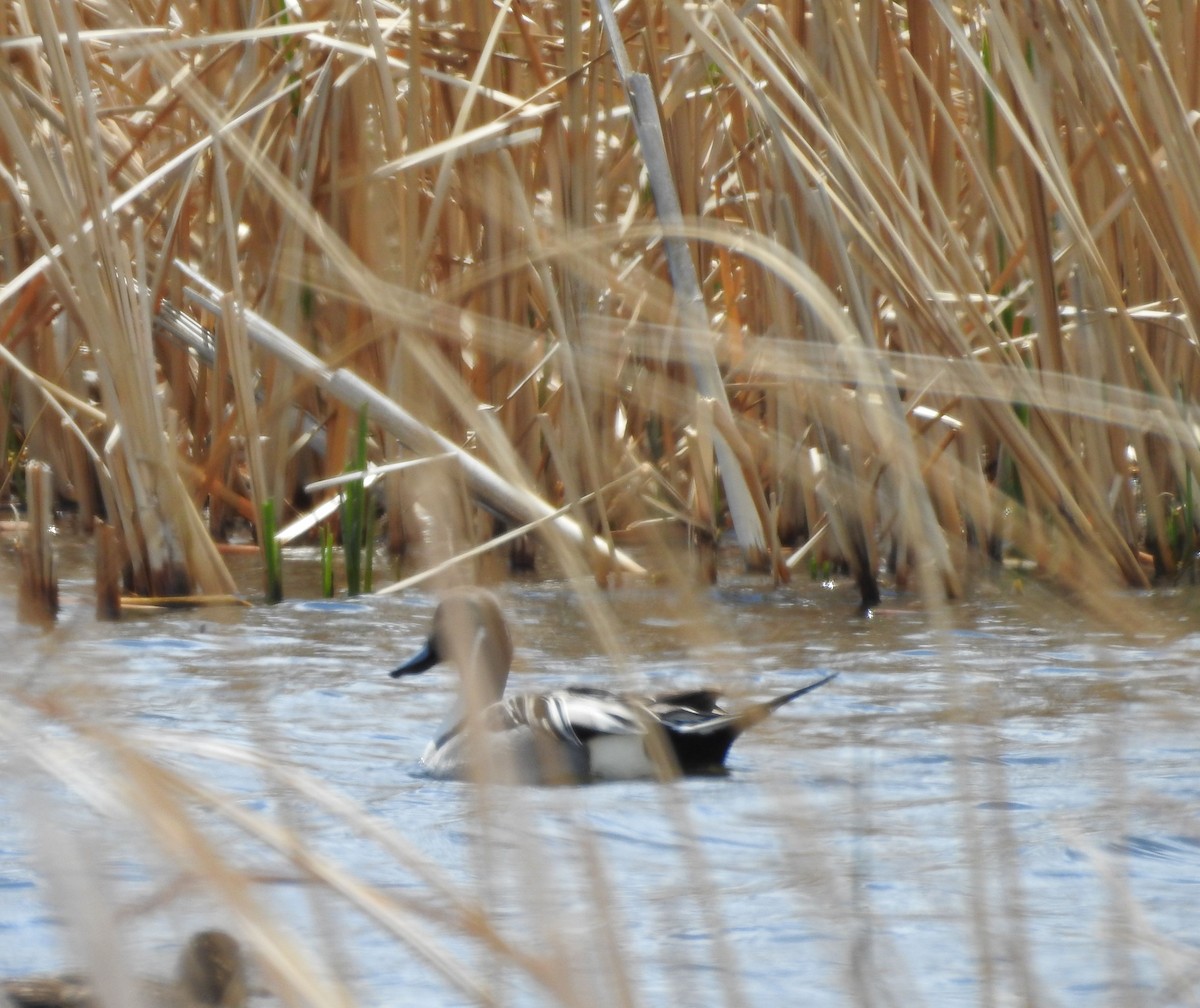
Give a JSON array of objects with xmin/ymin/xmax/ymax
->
[{"xmin": 2, "ymin": 544, "xmax": 1199, "ymax": 1006}]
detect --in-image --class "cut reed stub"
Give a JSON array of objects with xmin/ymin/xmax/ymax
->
[
  {"xmin": 94, "ymin": 519, "xmax": 121, "ymax": 621},
  {"xmin": 18, "ymin": 460, "xmax": 57, "ymax": 624}
]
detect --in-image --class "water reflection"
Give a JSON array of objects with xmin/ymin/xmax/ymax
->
[{"xmin": 1, "ymin": 555, "xmax": 1198, "ymax": 1005}]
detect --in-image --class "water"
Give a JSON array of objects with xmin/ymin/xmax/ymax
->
[{"xmin": 2, "ymin": 545, "xmax": 1199, "ymax": 1006}]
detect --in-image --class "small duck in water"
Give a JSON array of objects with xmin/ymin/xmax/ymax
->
[
  {"xmin": 2, "ymin": 929, "xmax": 247, "ymax": 1008},
  {"xmin": 389, "ymin": 587, "xmax": 837, "ymax": 784}
]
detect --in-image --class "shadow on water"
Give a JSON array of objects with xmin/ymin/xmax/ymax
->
[{"xmin": 2, "ymin": 547, "xmax": 1199, "ymax": 1006}]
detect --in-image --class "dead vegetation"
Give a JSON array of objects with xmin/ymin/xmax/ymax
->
[{"xmin": 2, "ymin": 0, "xmax": 1198, "ymax": 606}]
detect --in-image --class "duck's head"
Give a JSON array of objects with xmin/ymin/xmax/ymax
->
[
  {"xmin": 390, "ymin": 587, "xmax": 514, "ymax": 706},
  {"xmin": 177, "ymin": 929, "xmax": 246, "ymax": 1007}
]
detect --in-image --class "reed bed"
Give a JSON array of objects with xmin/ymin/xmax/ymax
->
[
  {"xmin": 2, "ymin": 0, "xmax": 1199, "ymax": 604},
  {"xmin": 2, "ymin": 0, "xmax": 1200, "ymax": 1003}
]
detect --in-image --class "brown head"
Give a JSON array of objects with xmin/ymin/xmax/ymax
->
[
  {"xmin": 176, "ymin": 930, "xmax": 246, "ymax": 1008},
  {"xmin": 390, "ymin": 587, "xmax": 515, "ymax": 709}
]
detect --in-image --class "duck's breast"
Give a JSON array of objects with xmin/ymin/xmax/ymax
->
[{"xmin": 421, "ymin": 722, "xmax": 589, "ymax": 784}]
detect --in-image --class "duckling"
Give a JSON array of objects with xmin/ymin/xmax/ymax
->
[
  {"xmin": 2, "ymin": 929, "xmax": 246, "ymax": 1008},
  {"xmin": 169, "ymin": 930, "xmax": 246, "ymax": 1008},
  {"xmin": 389, "ymin": 587, "xmax": 837, "ymax": 783}
]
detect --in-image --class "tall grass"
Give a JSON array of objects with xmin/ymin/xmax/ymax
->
[
  {"xmin": 3, "ymin": 0, "xmax": 1198, "ymax": 605},
  {"xmin": 2, "ymin": 0, "xmax": 1200, "ymax": 1002}
]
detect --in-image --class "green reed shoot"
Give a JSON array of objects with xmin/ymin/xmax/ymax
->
[
  {"xmin": 340, "ymin": 406, "xmax": 370, "ymax": 597},
  {"xmin": 261, "ymin": 498, "xmax": 283, "ymax": 604},
  {"xmin": 321, "ymin": 526, "xmax": 334, "ymax": 599}
]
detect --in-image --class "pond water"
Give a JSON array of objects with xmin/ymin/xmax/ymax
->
[{"xmin": 1, "ymin": 539, "xmax": 1199, "ymax": 1006}]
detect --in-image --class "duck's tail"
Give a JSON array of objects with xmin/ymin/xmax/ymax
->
[
  {"xmin": 674, "ymin": 670, "xmax": 839, "ymax": 739},
  {"xmin": 731, "ymin": 670, "xmax": 839, "ymax": 735},
  {"xmin": 663, "ymin": 671, "xmax": 838, "ymax": 774}
]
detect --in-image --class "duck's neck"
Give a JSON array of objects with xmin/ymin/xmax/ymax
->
[
  {"xmin": 433, "ymin": 695, "xmax": 469, "ymax": 747},
  {"xmin": 434, "ymin": 626, "xmax": 510, "ymax": 747}
]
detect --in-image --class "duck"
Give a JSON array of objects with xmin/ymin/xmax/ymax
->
[
  {"xmin": 2, "ymin": 929, "xmax": 247, "ymax": 1008},
  {"xmin": 388, "ymin": 586, "xmax": 837, "ymax": 784}
]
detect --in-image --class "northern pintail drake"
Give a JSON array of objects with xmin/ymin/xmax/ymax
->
[{"xmin": 389, "ymin": 587, "xmax": 837, "ymax": 784}]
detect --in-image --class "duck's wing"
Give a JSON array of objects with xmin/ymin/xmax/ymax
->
[
  {"xmin": 430, "ymin": 689, "xmax": 643, "ymax": 750},
  {"xmin": 489, "ymin": 688, "xmax": 654, "ymax": 781},
  {"xmin": 503, "ymin": 687, "xmax": 648, "ymax": 744}
]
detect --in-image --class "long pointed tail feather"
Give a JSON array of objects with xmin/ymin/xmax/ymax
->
[
  {"xmin": 760, "ymin": 670, "xmax": 839, "ymax": 714},
  {"xmin": 737, "ymin": 670, "xmax": 839, "ymax": 733},
  {"xmin": 677, "ymin": 671, "xmax": 839, "ymax": 737}
]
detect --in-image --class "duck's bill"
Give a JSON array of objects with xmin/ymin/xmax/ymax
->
[{"xmin": 390, "ymin": 637, "xmax": 440, "ymax": 678}]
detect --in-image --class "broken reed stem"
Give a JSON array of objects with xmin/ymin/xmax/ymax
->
[
  {"xmin": 117, "ymin": 595, "xmax": 252, "ymax": 609},
  {"xmin": 18, "ymin": 460, "xmax": 57, "ymax": 623},
  {"xmin": 180, "ymin": 271, "xmax": 647, "ymax": 580}
]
